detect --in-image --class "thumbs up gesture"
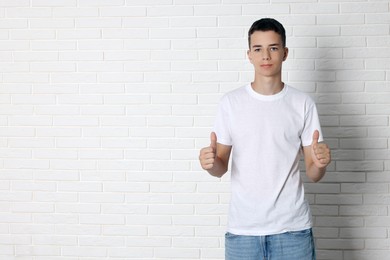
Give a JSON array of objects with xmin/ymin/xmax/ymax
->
[
  {"xmin": 199, "ymin": 132, "xmax": 217, "ymax": 170},
  {"xmin": 311, "ymin": 130, "xmax": 331, "ymax": 168}
]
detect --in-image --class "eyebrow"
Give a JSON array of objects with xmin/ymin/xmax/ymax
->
[{"xmin": 252, "ymin": 43, "xmax": 281, "ymax": 48}]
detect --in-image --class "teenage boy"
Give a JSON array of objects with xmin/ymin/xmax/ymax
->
[{"xmin": 199, "ymin": 18, "xmax": 331, "ymax": 260}]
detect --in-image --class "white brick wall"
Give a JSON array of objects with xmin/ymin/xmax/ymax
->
[{"xmin": 0, "ymin": 0, "xmax": 389, "ymax": 259}]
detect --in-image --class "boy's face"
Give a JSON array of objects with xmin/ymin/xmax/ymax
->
[{"xmin": 247, "ymin": 30, "xmax": 288, "ymax": 78}]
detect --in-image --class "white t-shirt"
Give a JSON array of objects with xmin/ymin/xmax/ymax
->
[{"xmin": 214, "ymin": 84, "xmax": 323, "ymax": 236}]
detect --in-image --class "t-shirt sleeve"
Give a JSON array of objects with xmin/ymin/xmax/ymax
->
[
  {"xmin": 301, "ymin": 97, "xmax": 323, "ymax": 147},
  {"xmin": 213, "ymin": 95, "xmax": 233, "ymax": 146}
]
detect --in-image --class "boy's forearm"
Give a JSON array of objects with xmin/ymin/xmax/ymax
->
[{"xmin": 306, "ymin": 164, "xmax": 327, "ymax": 183}]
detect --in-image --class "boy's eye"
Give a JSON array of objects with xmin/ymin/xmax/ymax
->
[
  {"xmin": 270, "ymin": 47, "xmax": 278, "ymax": 51},
  {"xmin": 254, "ymin": 48, "xmax": 261, "ymax": 52}
]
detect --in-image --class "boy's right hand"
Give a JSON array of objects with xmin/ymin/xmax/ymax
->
[{"xmin": 199, "ymin": 132, "xmax": 217, "ymax": 170}]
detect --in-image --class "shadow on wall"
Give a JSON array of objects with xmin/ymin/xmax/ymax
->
[{"xmin": 300, "ymin": 38, "xmax": 389, "ymax": 260}]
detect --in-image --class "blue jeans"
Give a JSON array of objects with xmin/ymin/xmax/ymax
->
[{"xmin": 225, "ymin": 228, "xmax": 316, "ymax": 260}]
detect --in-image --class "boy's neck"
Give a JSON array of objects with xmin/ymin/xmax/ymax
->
[{"xmin": 251, "ymin": 77, "xmax": 284, "ymax": 95}]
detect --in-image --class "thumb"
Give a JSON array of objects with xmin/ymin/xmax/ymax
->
[
  {"xmin": 210, "ymin": 132, "xmax": 217, "ymax": 150},
  {"xmin": 312, "ymin": 130, "xmax": 319, "ymax": 145}
]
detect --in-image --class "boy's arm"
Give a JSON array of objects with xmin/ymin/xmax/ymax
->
[
  {"xmin": 303, "ymin": 130, "xmax": 331, "ymax": 182},
  {"xmin": 199, "ymin": 132, "xmax": 232, "ymax": 178}
]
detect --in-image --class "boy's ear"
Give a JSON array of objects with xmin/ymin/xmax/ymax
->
[
  {"xmin": 247, "ymin": 49, "xmax": 253, "ymax": 63},
  {"xmin": 283, "ymin": 47, "xmax": 289, "ymax": 61}
]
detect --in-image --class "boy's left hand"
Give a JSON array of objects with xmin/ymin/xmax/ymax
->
[{"xmin": 311, "ymin": 130, "xmax": 331, "ymax": 168}]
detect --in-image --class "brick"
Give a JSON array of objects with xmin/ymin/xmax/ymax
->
[
  {"xmin": 336, "ymin": 161, "xmax": 383, "ymax": 172},
  {"xmin": 55, "ymin": 203, "xmax": 100, "ymax": 214},
  {"xmin": 294, "ymin": 48, "xmax": 342, "ymax": 59},
  {"xmin": 78, "ymin": 236, "xmax": 125, "ymax": 247},
  {"xmin": 340, "ymin": 116, "xmax": 388, "ymax": 126},
  {"xmin": 125, "ymin": 149, "xmax": 169, "ymax": 160},
  {"xmin": 367, "ymin": 171, "xmax": 390, "ymax": 182},
  {"xmin": 172, "ymin": 39, "xmax": 218, "ymax": 50},
  {"xmin": 0, "ymin": 19, "xmax": 28, "ymax": 29},
  {"xmin": 195, "ymin": 5, "xmax": 241, "ymax": 16},
  {"xmin": 100, "ymin": 7, "xmax": 146, "ymax": 17},
  {"xmin": 197, "ymin": 27, "xmax": 244, "ymax": 38},
  {"xmin": 50, "ymin": 160, "xmax": 96, "ymax": 170},
  {"xmin": 365, "ymin": 239, "xmax": 390, "ymax": 250},
  {"xmin": 315, "ymin": 217, "xmax": 363, "ymax": 227},
  {"xmin": 32, "ymin": 0, "xmax": 77, "ymax": 7},
  {"xmin": 62, "ymin": 246, "xmax": 107, "ymax": 257},
  {"xmin": 336, "ymin": 70, "xmax": 385, "ymax": 81},
  {"xmin": 367, "ymin": 36, "xmax": 390, "ymax": 47},
  {"xmin": 124, "ymin": 39, "xmax": 170, "ymax": 50},
  {"xmin": 33, "ymin": 170, "xmax": 79, "ymax": 181},
  {"xmin": 154, "ymin": 248, "xmax": 200, "ymax": 258},
  {"xmin": 292, "ymin": 3, "xmax": 339, "ymax": 14},
  {"xmin": 171, "ymin": 16, "xmax": 217, "ymax": 27},
  {"xmin": 171, "ymin": 61, "xmax": 217, "ymax": 71},
  {"xmin": 102, "ymin": 226, "xmax": 147, "ymax": 236},
  {"xmin": 364, "ymin": 194, "xmax": 390, "ymax": 205},
  {"xmin": 98, "ymin": 160, "xmax": 143, "ymax": 171},
  {"xmin": 305, "ymin": 183, "xmax": 340, "ymax": 194},
  {"xmin": 81, "ymin": 106, "xmax": 125, "ymax": 116},
  {"xmin": 11, "ymin": 203, "xmax": 54, "ymax": 213},
  {"xmin": 317, "ymin": 239, "xmax": 364, "ymax": 250},
  {"xmin": 108, "ymin": 247, "xmax": 153, "ymax": 258},
  {"xmin": 78, "ymin": 0, "xmax": 125, "ymax": 6},
  {"xmin": 172, "ymin": 237, "xmax": 219, "ymax": 248},
  {"xmin": 80, "ymin": 214, "xmax": 125, "ymax": 225},
  {"xmin": 57, "ymin": 29, "xmax": 101, "ymax": 40},
  {"xmin": 199, "ymin": 49, "xmax": 245, "ymax": 60},
  {"xmin": 125, "ymin": 61, "xmax": 170, "ymax": 72},
  {"xmin": 0, "ymin": 0, "xmax": 30, "ymax": 7},
  {"xmin": 294, "ymin": 26, "xmax": 339, "ymax": 37},
  {"xmin": 147, "ymin": 5, "xmax": 193, "ymax": 16},
  {"xmin": 102, "ymin": 28, "xmax": 148, "ymax": 39},
  {"xmin": 53, "ymin": 7, "xmax": 99, "ymax": 17},
  {"xmin": 366, "ymin": 59, "xmax": 390, "ymax": 70},
  {"xmin": 365, "ymin": 216, "xmax": 390, "ymax": 227},
  {"xmin": 340, "ymin": 3, "xmax": 389, "ymax": 13},
  {"xmin": 33, "ymin": 235, "xmax": 78, "ymax": 246},
  {"xmin": 4, "ymin": 73, "xmax": 49, "ymax": 83},
  {"xmin": 11, "ymin": 29, "xmax": 55, "ymax": 40},
  {"xmin": 55, "ymin": 224, "xmax": 100, "ymax": 235},
  {"xmin": 317, "ymin": 14, "xmax": 364, "ymax": 25},
  {"xmin": 145, "ymin": 72, "xmax": 192, "ymax": 83},
  {"xmin": 150, "ymin": 28, "xmax": 196, "ymax": 39},
  {"xmin": 30, "ymin": 18, "xmax": 75, "ymax": 29},
  {"xmin": 344, "ymin": 250, "xmax": 390, "ymax": 260},
  {"xmin": 59, "ymin": 51, "xmax": 103, "ymax": 61},
  {"xmin": 193, "ymin": 72, "xmax": 239, "ymax": 82},
  {"xmin": 100, "ymin": 116, "xmax": 144, "ymax": 126},
  {"xmin": 366, "ymin": 13, "xmax": 390, "ymax": 24},
  {"xmin": 151, "ymin": 94, "xmax": 196, "ymax": 104},
  {"xmin": 173, "ymin": 215, "xmax": 220, "ymax": 226},
  {"xmin": 316, "ymin": 194, "xmax": 363, "ymax": 205},
  {"xmin": 318, "ymin": 105, "xmax": 365, "ymax": 116},
  {"xmin": 149, "ymin": 226, "xmax": 194, "ymax": 236},
  {"xmin": 289, "ymin": 71, "xmax": 336, "ymax": 82},
  {"xmin": 340, "ymin": 139, "xmax": 387, "ymax": 149},
  {"xmin": 77, "ymin": 40, "xmax": 123, "ymax": 50},
  {"xmin": 53, "ymin": 116, "xmax": 99, "ymax": 126},
  {"xmin": 316, "ymin": 250, "xmax": 343, "ymax": 260},
  {"xmin": 6, "ymin": 7, "xmax": 51, "ymax": 18},
  {"xmin": 341, "ymin": 25, "xmax": 389, "ymax": 36},
  {"xmin": 81, "ymin": 171, "xmax": 126, "ymax": 182},
  {"xmin": 340, "ymin": 205, "xmax": 387, "ymax": 216},
  {"xmin": 99, "ymin": 73, "xmax": 143, "ymax": 83}
]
